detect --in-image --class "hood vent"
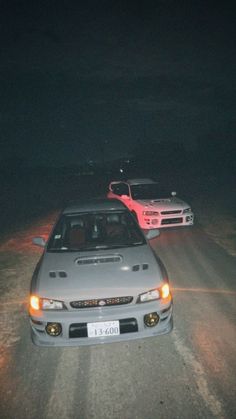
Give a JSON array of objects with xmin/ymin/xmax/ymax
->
[
  {"xmin": 49, "ymin": 271, "xmax": 67, "ymax": 278},
  {"xmin": 151, "ymin": 199, "xmax": 171, "ymax": 203},
  {"xmin": 76, "ymin": 255, "xmax": 122, "ymax": 266},
  {"xmin": 132, "ymin": 264, "xmax": 149, "ymax": 272}
]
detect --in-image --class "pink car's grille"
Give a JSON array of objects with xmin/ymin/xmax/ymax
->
[
  {"xmin": 161, "ymin": 218, "xmax": 183, "ymax": 225},
  {"xmin": 70, "ymin": 296, "xmax": 133, "ymax": 309},
  {"xmin": 161, "ymin": 210, "xmax": 182, "ymax": 215}
]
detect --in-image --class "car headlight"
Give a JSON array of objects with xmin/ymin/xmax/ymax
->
[
  {"xmin": 137, "ymin": 283, "xmax": 170, "ymax": 303},
  {"xmin": 30, "ymin": 295, "xmax": 66, "ymax": 310},
  {"xmin": 143, "ymin": 211, "xmax": 159, "ymax": 216},
  {"xmin": 183, "ymin": 207, "xmax": 191, "ymax": 214},
  {"xmin": 41, "ymin": 298, "xmax": 66, "ymax": 310}
]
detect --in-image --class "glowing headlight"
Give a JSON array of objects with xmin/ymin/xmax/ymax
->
[
  {"xmin": 30, "ymin": 295, "xmax": 40, "ymax": 310},
  {"xmin": 161, "ymin": 283, "xmax": 170, "ymax": 299},
  {"xmin": 30, "ymin": 295, "xmax": 66, "ymax": 310},
  {"xmin": 143, "ymin": 211, "xmax": 159, "ymax": 216},
  {"xmin": 138, "ymin": 283, "xmax": 170, "ymax": 303},
  {"xmin": 183, "ymin": 207, "xmax": 191, "ymax": 213}
]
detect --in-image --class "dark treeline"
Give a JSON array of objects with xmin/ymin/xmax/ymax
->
[
  {"xmin": 0, "ymin": 135, "xmax": 235, "ymax": 183},
  {"xmin": 131, "ymin": 137, "xmax": 235, "ymax": 180}
]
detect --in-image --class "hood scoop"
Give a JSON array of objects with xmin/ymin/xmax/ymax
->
[
  {"xmin": 49, "ymin": 271, "xmax": 67, "ymax": 278},
  {"xmin": 151, "ymin": 199, "xmax": 171, "ymax": 203},
  {"xmin": 75, "ymin": 254, "xmax": 123, "ymax": 266}
]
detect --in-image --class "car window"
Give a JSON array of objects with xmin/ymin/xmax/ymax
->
[
  {"xmin": 111, "ymin": 183, "xmax": 129, "ymax": 196},
  {"xmin": 130, "ymin": 184, "xmax": 164, "ymax": 200},
  {"xmin": 47, "ymin": 210, "xmax": 145, "ymax": 251}
]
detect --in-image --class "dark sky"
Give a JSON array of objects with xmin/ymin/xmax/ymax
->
[{"xmin": 1, "ymin": 0, "xmax": 235, "ymax": 167}]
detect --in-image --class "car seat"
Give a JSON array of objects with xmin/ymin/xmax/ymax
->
[
  {"xmin": 69, "ymin": 221, "xmax": 86, "ymax": 247},
  {"xmin": 106, "ymin": 214, "xmax": 125, "ymax": 240}
]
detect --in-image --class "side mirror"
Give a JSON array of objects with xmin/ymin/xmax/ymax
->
[
  {"xmin": 145, "ymin": 229, "xmax": 160, "ymax": 240},
  {"xmin": 32, "ymin": 237, "xmax": 46, "ymax": 247}
]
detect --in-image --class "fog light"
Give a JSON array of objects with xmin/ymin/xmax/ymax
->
[
  {"xmin": 46, "ymin": 322, "xmax": 62, "ymax": 337},
  {"xmin": 144, "ymin": 312, "xmax": 159, "ymax": 327},
  {"xmin": 151, "ymin": 219, "xmax": 158, "ymax": 225}
]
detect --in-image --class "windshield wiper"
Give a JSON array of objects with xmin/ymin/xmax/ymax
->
[
  {"xmin": 48, "ymin": 246, "xmax": 68, "ymax": 251},
  {"xmin": 49, "ymin": 242, "xmax": 144, "ymax": 252},
  {"xmin": 103, "ymin": 242, "xmax": 144, "ymax": 249},
  {"xmin": 69, "ymin": 245, "xmax": 111, "ymax": 251}
]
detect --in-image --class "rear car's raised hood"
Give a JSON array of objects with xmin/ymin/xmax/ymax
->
[{"xmin": 35, "ymin": 245, "xmax": 164, "ymax": 301}]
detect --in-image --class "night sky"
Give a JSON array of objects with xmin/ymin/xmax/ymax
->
[{"xmin": 1, "ymin": 0, "xmax": 235, "ymax": 168}]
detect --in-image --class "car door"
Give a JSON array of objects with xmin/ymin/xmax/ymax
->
[{"xmin": 109, "ymin": 182, "xmax": 132, "ymax": 209}]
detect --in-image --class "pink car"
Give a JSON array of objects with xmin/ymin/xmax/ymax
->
[{"xmin": 108, "ymin": 178, "xmax": 194, "ymax": 229}]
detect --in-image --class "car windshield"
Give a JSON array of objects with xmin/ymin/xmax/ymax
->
[
  {"xmin": 47, "ymin": 210, "xmax": 145, "ymax": 251},
  {"xmin": 130, "ymin": 184, "xmax": 167, "ymax": 200}
]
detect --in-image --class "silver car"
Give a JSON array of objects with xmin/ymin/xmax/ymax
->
[{"xmin": 29, "ymin": 199, "xmax": 173, "ymax": 346}]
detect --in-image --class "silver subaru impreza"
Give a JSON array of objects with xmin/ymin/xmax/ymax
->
[{"xmin": 29, "ymin": 198, "xmax": 173, "ymax": 346}]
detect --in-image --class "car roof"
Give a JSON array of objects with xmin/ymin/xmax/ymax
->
[
  {"xmin": 126, "ymin": 178, "xmax": 157, "ymax": 185},
  {"xmin": 62, "ymin": 198, "xmax": 127, "ymax": 214}
]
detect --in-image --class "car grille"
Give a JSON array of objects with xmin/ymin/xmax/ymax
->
[
  {"xmin": 161, "ymin": 210, "xmax": 182, "ymax": 215},
  {"xmin": 70, "ymin": 296, "xmax": 133, "ymax": 309},
  {"xmin": 161, "ymin": 217, "xmax": 183, "ymax": 225},
  {"xmin": 69, "ymin": 318, "xmax": 138, "ymax": 338}
]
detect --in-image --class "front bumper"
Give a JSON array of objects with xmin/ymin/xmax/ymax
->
[
  {"xmin": 29, "ymin": 298, "xmax": 173, "ymax": 347},
  {"xmin": 140, "ymin": 213, "xmax": 194, "ymax": 229}
]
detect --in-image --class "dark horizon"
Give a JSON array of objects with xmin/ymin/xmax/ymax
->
[{"xmin": 1, "ymin": 0, "xmax": 235, "ymax": 170}]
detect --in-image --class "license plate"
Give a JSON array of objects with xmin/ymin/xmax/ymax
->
[{"xmin": 87, "ymin": 320, "xmax": 120, "ymax": 338}]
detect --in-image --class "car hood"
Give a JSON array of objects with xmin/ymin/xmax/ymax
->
[
  {"xmin": 35, "ymin": 245, "xmax": 165, "ymax": 300},
  {"xmin": 136, "ymin": 197, "xmax": 188, "ymax": 210}
]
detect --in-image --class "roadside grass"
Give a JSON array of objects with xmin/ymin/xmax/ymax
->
[{"xmin": 192, "ymin": 182, "xmax": 236, "ymax": 257}]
